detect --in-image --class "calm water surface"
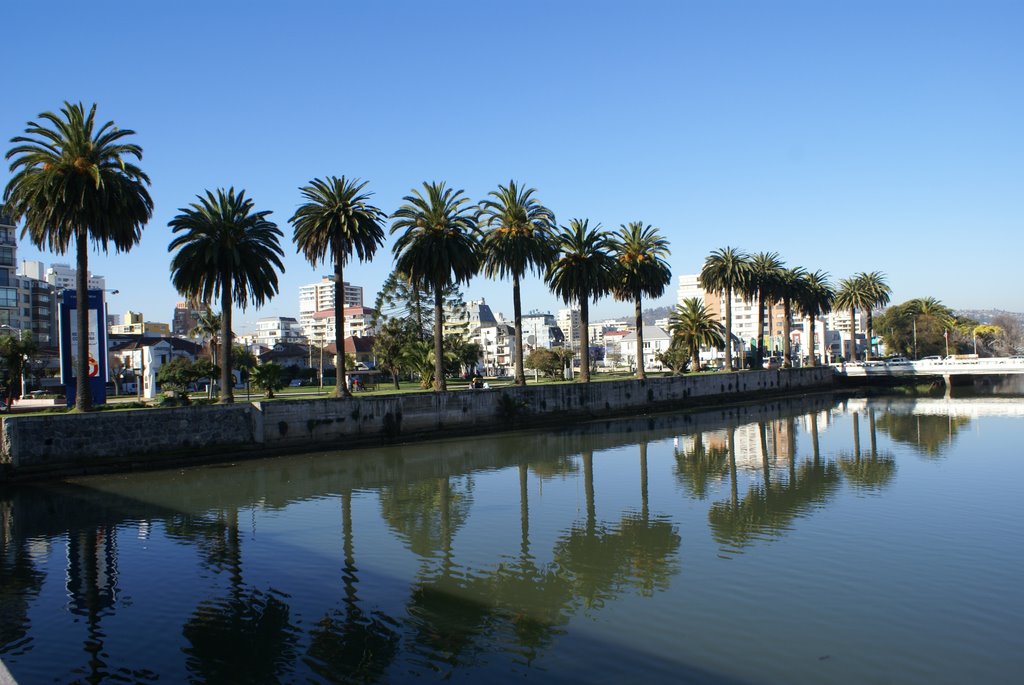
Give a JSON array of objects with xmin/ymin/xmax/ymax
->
[{"xmin": 2, "ymin": 394, "xmax": 1022, "ymax": 684}]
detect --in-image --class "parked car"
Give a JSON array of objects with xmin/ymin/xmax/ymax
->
[
  {"xmin": 288, "ymin": 379, "xmax": 303, "ymax": 387},
  {"xmin": 886, "ymin": 357, "xmax": 910, "ymax": 365}
]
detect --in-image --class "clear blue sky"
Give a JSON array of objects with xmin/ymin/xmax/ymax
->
[{"xmin": 4, "ymin": 0, "xmax": 1022, "ymax": 330}]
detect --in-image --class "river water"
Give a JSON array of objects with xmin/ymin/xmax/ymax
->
[{"xmin": 1, "ymin": 394, "xmax": 1022, "ymax": 684}]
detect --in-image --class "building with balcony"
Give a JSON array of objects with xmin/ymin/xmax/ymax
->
[
  {"xmin": 298, "ymin": 277, "xmax": 363, "ymax": 336},
  {"xmin": 0, "ymin": 215, "xmax": 18, "ymax": 329}
]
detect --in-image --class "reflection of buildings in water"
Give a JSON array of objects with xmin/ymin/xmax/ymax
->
[
  {"xmin": 67, "ymin": 527, "xmax": 119, "ymax": 616},
  {"xmin": 678, "ymin": 421, "xmax": 795, "ymax": 472}
]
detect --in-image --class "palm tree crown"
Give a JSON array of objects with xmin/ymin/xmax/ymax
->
[
  {"xmin": 290, "ymin": 176, "xmax": 386, "ymax": 397},
  {"xmin": 699, "ymin": 247, "xmax": 750, "ymax": 371},
  {"xmin": 391, "ymin": 182, "xmax": 481, "ymax": 392},
  {"xmin": 5, "ymin": 102, "xmax": 153, "ymax": 410},
  {"xmin": 611, "ymin": 222, "xmax": 672, "ymax": 380},
  {"xmin": 854, "ymin": 271, "xmax": 891, "ymax": 360},
  {"xmin": 794, "ymin": 270, "xmax": 834, "ymax": 366},
  {"xmin": 545, "ymin": 219, "xmax": 617, "ymax": 383},
  {"xmin": 169, "ymin": 188, "xmax": 284, "ymax": 403},
  {"xmin": 479, "ymin": 180, "xmax": 556, "ymax": 385},
  {"xmin": 834, "ymin": 276, "xmax": 868, "ymax": 362}
]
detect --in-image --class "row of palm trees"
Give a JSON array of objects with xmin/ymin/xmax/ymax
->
[
  {"xmin": 4, "ymin": 102, "xmax": 677, "ymax": 408},
  {"xmin": 698, "ymin": 247, "xmax": 891, "ymax": 369}
]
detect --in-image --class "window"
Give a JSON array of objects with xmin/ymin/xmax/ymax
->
[
  {"xmin": 0, "ymin": 287, "xmax": 16, "ymax": 307},
  {"xmin": 0, "ymin": 247, "xmax": 12, "ymax": 266}
]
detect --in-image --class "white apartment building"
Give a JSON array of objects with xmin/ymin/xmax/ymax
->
[
  {"xmin": 253, "ymin": 316, "xmax": 305, "ymax": 347},
  {"xmin": 472, "ymin": 321, "xmax": 516, "ymax": 376},
  {"xmin": 619, "ymin": 325, "xmax": 672, "ymax": 371},
  {"xmin": 307, "ymin": 306, "xmax": 377, "ymax": 342},
  {"xmin": 46, "ymin": 262, "xmax": 106, "ymax": 291},
  {"xmin": 557, "ymin": 308, "xmax": 582, "ymax": 350},
  {"xmin": 298, "ymin": 277, "xmax": 363, "ymax": 336},
  {"xmin": 521, "ymin": 312, "xmax": 565, "ymax": 349},
  {"xmin": 444, "ymin": 298, "xmax": 496, "ymax": 338}
]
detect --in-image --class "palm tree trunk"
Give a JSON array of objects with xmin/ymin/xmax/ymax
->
[
  {"xmin": 220, "ymin": 274, "xmax": 234, "ymax": 404},
  {"xmin": 391, "ymin": 364, "xmax": 401, "ymax": 390},
  {"xmin": 639, "ymin": 442, "xmax": 649, "ymax": 521},
  {"xmin": 335, "ymin": 241, "xmax": 350, "ymax": 398},
  {"xmin": 433, "ymin": 285, "xmax": 446, "ymax": 392},
  {"xmin": 865, "ymin": 309, "xmax": 874, "ymax": 361},
  {"xmin": 634, "ymin": 293, "xmax": 645, "ymax": 380},
  {"xmin": 849, "ymin": 307, "xmax": 857, "ymax": 362},
  {"xmin": 512, "ymin": 273, "xmax": 525, "ymax": 386},
  {"xmin": 754, "ymin": 289, "xmax": 765, "ymax": 370},
  {"xmin": 579, "ymin": 296, "xmax": 591, "ymax": 383},
  {"xmin": 808, "ymin": 315, "xmax": 818, "ymax": 366},
  {"xmin": 583, "ymin": 450, "xmax": 596, "ymax": 534},
  {"xmin": 782, "ymin": 298, "xmax": 792, "ymax": 368},
  {"xmin": 75, "ymin": 231, "xmax": 92, "ymax": 411},
  {"xmin": 724, "ymin": 287, "xmax": 733, "ymax": 371}
]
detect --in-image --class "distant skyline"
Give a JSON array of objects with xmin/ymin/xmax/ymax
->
[{"xmin": 4, "ymin": 1, "xmax": 1022, "ymax": 331}]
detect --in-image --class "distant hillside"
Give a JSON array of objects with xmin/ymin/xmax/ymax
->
[
  {"xmin": 642, "ymin": 306, "xmax": 674, "ymax": 325},
  {"xmin": 956, "ymin": 309, "xmax": 1023, "ymax": 325}
]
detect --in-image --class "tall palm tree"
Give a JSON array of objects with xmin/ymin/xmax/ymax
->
[
  {"xmin": 776, "ymin": 266, "xmax": 806, "ymax": 368},
  {"xmin": 698, "ymin": 247, "xmax": 750, "ymax": 371},
  {"xmin": 479, "ymin": 180, "xmax": 556, "ymax": 386},
  {"xmin": 290, "ymin": 176, "xmax": 386, "ymax": 397},
  {"xmin": 744, "ymin": 251, "xmax": 784, "ymax": 369},
  {"xmin": 545, "ymin": 219, "xmax": 617, "ymax": 383},
  {"xmin": 4, "ymin": 102, "xmax": 153, "ymax": 411},
  {"xmin": 668, "ymin": 297, "xmax": 726, "ymax": 371},
  {"xmin": 611, "ymin": 222, "xmax": 672, "ymax": 380},
  {"xmin": 795, "ymin": 270, "xmax": 834, "ymax": 366},
  {"xmin": 834, "ymin": 276, "xmax": 868, "ymax": 362},
  {"xmin": 391, "ymin": 182, "xmax": 480, "ymax": 392},
  {"xmin": 169, "ymin": 188, "xmax": 285, "ymax": 404},
  {"xmin": 854, "ymin": 271, "xmax": 892, "ymax": 361}
]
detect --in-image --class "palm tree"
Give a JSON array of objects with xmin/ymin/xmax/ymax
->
[
  {"xmin": 776, "ymin": 266, "xmax": 806, "ymax": 368},
  {"xmin": 4, "ymin": 102, "xmax": 153, "ymax": 411},
  {"xmin": 479, "ymin": 180, "xmax": 556, "ymax": 386},
  {"xmin": 668, "ymin": 297, "xmax": 726, "ymax": 371},
  {"xmin": 545, "ymin": 220, "xmax": 617, "ymax": 383},
  {"xmin": 250, "ymin": 362, "xmax": 284, "ymax": 399},
  {"xmin": 698, "ymin": 247, "xmax": 750, "ymax": 371},
  {"xmin": 189, "ymin": 309, "xmax": 223, "ymax": 397},
  {"xmin": 744, "ymin": 251, "xmax": 784, "ymax": 369},
  {"xmin": 391, "ymin": 182, "xmax": 481, "ymax": 392},
  {"xmin": 854, "ymin": 271, "xmax": 891, "ymax": 361},
  {"xmin": 611, "ymin": 222, "xmax": 672, "ymax": 380},
  {"xmin": 290, "ymin": 176, "xmax": 386, "ymax": 397},
  {"xmin": 795, "ymin": 270, "xmax": 834, "ymax": 366},
  {"xmin": 169, "ymin": 188, "xmax": 285, "ymax": 404},
  {"xmin": 834, "ymin": 276, "xmax": 869, "ymax": 362}
]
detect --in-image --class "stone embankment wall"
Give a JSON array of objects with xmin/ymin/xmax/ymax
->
[{"xmin": 1, "ymin": 368, "xmax": 832, "ymax": 480}]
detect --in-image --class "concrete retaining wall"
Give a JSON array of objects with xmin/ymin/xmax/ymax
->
[{"xmin": 1, "ymin": 368, "xmax": 832, "ymax": 480}]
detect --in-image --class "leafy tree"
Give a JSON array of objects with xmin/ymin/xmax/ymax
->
[
  {"xmin": 250, "ymin": 362, "xmax": 284, "ymax": 398},
  {"xmin": 391, "ymin": 182, "xmax": 481, "ymax": 392},
  {"xmin": 794, "ymin": 270, "xmax": 834, "ymax": 366},
  {"xmin": 479, "ymin": 180, "xmax": 556, "ymax": 386},
  {"xmin": 699, "ymin": 247, "xmax": 750, "ymax": 371},
  {"xmin": 169, "ymin": 188, "xmax": 285, "ymax": 404},
  {"xmin": 611, "ymin": 222, "xmax": 672, "ymax": 380},
  {"xmin": 0, "ymin": 332, "xmax": 36, "ymax": 405},
  {"xmin": 290, "ymin": 176, "xmax": 386, "ymax": 397},
  {"xmin": 656, "ymin": 341, "xmax": 690, "ymax": 375},
  {"xmin": 744, "ymin": 251, "xmax": 784, "ymax": 369},
  {"xmin": 877, "ymin": 298, "xmax": 955, "ymax": 358},
  {"xmin": 444, "ymin": 335, "xmax": 483, "ymax": 377},
  {"xmin": 668, "ymin": 297, "xmax": 726, "ymax": 371},
  {"xmin": 4, "ymin": 102, "xmax": 153, "ymax": 410},
  {"xmin": 373, "ymin": 318, "xmax": 421, "ymax": 389},
  {"xmin": 525, "ymin": 347, "xmax": 563, "ymax": 379},
  {"xmin": 155, "ymin": 357, "xmax": 211, "ymax": 399},
  {"xmin": 545, "ymin": 219, "xmax": 617, "ymax": 383}
]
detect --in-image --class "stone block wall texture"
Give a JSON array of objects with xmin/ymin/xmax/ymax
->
[{"xmin": 1, "ymin": 368, "xmax": 832, "ymax": 478}]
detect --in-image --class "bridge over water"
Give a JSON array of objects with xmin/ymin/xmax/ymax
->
[{"xmin": 838, "ymin": 357, "xmax": 1024, "ymax": 378}]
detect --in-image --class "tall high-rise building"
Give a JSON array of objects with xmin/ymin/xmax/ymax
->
[
  {"xmin": 0, "ymin": 215, "xmax": 18, "ymax": 329},
  {"xmin": 557, "ymin": 308, "xmax": 582, "ymax": 350},
  {"xmin": 172, "ymin": 301, "xmax": 206, "ymax": 336},
  {"xmin": 298, "ymin": 277, "xmax": 363, "ymax": 336}
]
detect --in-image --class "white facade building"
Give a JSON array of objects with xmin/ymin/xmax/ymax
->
[
  {"xmin": 472, "ymin": 322, "xmax": 516, "ymax": 376},
  {"xmin": 307, "ymin": 306, "xmax": 377, "ymax": 343},
  {"xmin": 619, "ymin": 325, "xmax": 672, "ymax": 371},
  {"xmin": 254, "ymin": 316, "xmax": 305, "ymax": 347},
  {"xmin": 521, "ymin": 313, "xmax": 565, "ymax": 349},
  {"xmin": 45, "ymin": 262, "xmax": 106, "ymax": 292},
  {"xmin": 557, "ymin": 308, "xmax": 582, "ymax": 350},
  {"xmin": 298, "ymin": 277, "xmax": 363, "ymax": 337}
]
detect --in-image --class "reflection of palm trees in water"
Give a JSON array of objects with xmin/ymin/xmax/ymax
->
[
  {"xmin": 181, "ymin": 507, "xmax": 298, "ymax": 684},
  {"xmin": 305, "ymin": 489, "xmax": 400, "ymax": 682},
  {"xmin": 674, "ymin": 430, "xmax": 730, "ymax": 500},
  {"xmin": 839, "ymin": 409, "xmax": 898, "ymax": 490},
  {"xmin": 874, "ymin": 411, "xmax": 971, "ymax": 458},
  {"xmin": 709, "ymin": 419, "xmax": 841, "ymax": 550},
  {"xmin": 0, "ymin": 497, "xmax": 45, "ymax": 656}
]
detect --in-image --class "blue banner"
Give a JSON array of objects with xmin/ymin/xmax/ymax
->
[{"xmin": 59, "ymin": 289, "xmax": 108, "ymax": 407}]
